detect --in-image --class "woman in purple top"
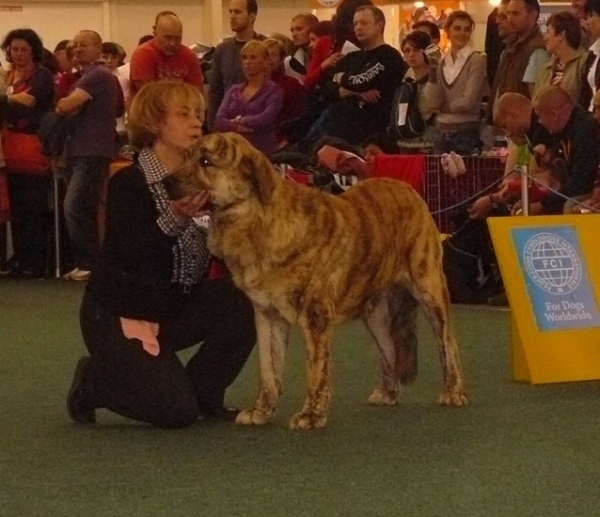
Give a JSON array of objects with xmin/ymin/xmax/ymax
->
[{"xmin": 214, "ymin": 40, "xmax": 284, "ymax": 156}]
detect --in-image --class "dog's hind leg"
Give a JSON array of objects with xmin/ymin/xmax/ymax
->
[
  {"xmin": 364, "ymin": 286, "xmax": 419, "ymax": 406},
  {"xmin": 406, "ymin": 242, "xmax": 468, "ymax": 407},
  {"xmin": 289, "ymin": 306, "xmax": 334, "ymax": 430},
  {"xmin": 363, "ymin": 294, "xmax": 399, "ymax": 406},
  {"xmin": 236, "ymin": 308, "xmax": 289, "ymax": 426}
]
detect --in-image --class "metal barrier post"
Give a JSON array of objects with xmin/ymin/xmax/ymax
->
[
  {"xmin": 520, "ymin": 164, "xmax": 530, "ymax": 216},
  {"xmin": 53, "ymin": 175, "xmax": 61, "ymax": 278}
]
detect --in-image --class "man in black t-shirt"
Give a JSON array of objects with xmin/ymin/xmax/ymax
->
[{"xmin": 316, "ymin": 5, "xmax": 405, "ymax": 145}]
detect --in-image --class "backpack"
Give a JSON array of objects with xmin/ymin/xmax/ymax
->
[
  {"xmin": 37, "ymin": 111, "xmax": 74, "ymax": 157},
  {"xmin": 388, "ymin": 78, "xmax": 426, "ymax": 140}
]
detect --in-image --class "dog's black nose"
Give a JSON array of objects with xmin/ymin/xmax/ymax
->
[{"xmin": 162, "ymin": 175, "xmax": 184, "ymax": 200}]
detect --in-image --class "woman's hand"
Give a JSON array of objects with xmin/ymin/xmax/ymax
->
[
  {"xmin": 359, "ymin": 89, "xmax": 381, "ymax": 104},
  {"xmin": 170, "ymin": 190, "xmax": 210, "ymax": 226},
  {"xmin": 321, "ymin": 52, "xmax": 342, "ymax": 71},
  {"xmin": 9, "ymin": 89, "xmax": 35, "ymax": 107},
  {"xmin": 230, "ymin": 116, "xmax": 253, "ymax": 133},
  {"xmin": 468, "ymin": 195, "xmax": 494, "ymax": 219}
]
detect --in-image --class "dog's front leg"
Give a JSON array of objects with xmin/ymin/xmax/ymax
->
[
  {"xmin": 289, "ymin": 324, "xmax": 333, "ymax": 430},
  {"xmin": 236, "ymin": 308, "xmax": 289, "ymax": 426}
]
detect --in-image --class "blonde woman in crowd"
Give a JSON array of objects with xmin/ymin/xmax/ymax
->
[{"xmin": 214, "ymin": 40, "xmax": 283, "ymax": 155}]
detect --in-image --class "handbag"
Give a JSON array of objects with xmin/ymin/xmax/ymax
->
[{"xmin": 1, "ymin": 127, "xmax": 50, "ymax": 175}]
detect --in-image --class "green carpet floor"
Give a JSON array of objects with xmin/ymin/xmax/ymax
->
[{"xmin": 2, "ymin": 280, "xmax": 600, "ymax": 517}]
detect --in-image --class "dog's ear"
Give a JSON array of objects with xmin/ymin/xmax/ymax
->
[{"xmin": 241, "ymin": 147, "xmax": 277, "ymax": 205}]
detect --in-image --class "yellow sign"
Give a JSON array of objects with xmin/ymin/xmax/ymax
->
[{"xmin": 488, "ymin": 215, "xmax": 600, "ymax": 384}]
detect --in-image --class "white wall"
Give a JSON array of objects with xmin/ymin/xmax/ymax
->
[
  {"xmin": 109, "ymin": 0, "xmax": 206, "ymax": 61},
  {"xmin": 221, "ymin": 0, "xmax": 309, "ymax": 40},
  {"xmin": 463, "ymin": 0, "xmax": 494, "ymax": 52},
  {"xmin": 0, "ymin": 1, "xmax": 107, "ymax": 53}
]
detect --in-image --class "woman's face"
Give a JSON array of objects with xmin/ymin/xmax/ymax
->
[
  {"xmin": 364, "ymin": 143, "xmax": 383, "ymax": 163},
  {"xmin": 447, "ymin": 18, "xmax": 473, "ymax": 51},
  {"xmin": 157, "ymin": 102, "xmax": 203, "ymax": 155},
  {"xmin": 102, "ymin": 53, "xmax": 120, "ymax": 72},
  {"xmin": 308, "ymin": 32, "xmax": 319, "ymax": 52},
  {"xmin": 242, "ymin": 48, "xmax": 268, "ymax": 78},
  {"xmin": 9, "ymin": 38, "xmax": 34, "ymax": 68},
  {"xmin": 543, "ymin": 24, "xmax": 563, "ymax": 55},
  {"xmin": 267, "ymin": 47, "xmax": 283, "ymax": 72},
  {"xmin": 402, "ymin": 42, "xmax": 426, "ymax": 69},
  {"xmin": 587, "ymin": 12, "xmax": 600, "ymax": 39}
]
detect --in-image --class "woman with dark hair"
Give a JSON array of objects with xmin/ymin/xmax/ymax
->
[
  {"xmin": 0, "ymin": 28, "xmax": 55, "ymax": 278},
  {"xmin": 305, "ymin": 21, "xmax": 337, "ymax": 92},
  {"xmin": 533, "ymin": 10, "xmax": 590, "ymax": 107},
  {"xmin": 397, "ymin": 31, "xmax": 437, "ymax": 151},
  {"xmin": 423, "ymin": 11, "xmax": 488, "ymax": 155}
]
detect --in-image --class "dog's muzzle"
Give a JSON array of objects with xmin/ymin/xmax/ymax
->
[{"xmin": 162, "ymin": 175, "xmax": 188, "ymax": 201}]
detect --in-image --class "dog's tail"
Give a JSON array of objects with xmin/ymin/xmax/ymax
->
[{"xmin": 388, "ymin": 285, "xmax": 419, "ymax": 385}]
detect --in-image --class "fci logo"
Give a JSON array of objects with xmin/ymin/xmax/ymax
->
[{"xmin": 523, "ymin": 232, "xmax": 582, "ymax": 295}]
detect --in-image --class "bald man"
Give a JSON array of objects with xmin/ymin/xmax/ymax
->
[
  {"xmin": 531, "ymin": 85, "xmax": 600, "ymax": 214},
  {"xmin": 56, "ymin": 30, "xmax": 123, "ymax": 281},
  {"xmin": 129, "ymin": 11, "xmax": 203, "ymax": 97},
  {"xmin": 469, "ymin": 91, "xmax": 553, "ymax": 219}
]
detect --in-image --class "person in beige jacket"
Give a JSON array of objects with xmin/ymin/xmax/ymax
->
[
  {"xmin": 532, "ymin": 11, "xmax": 590, "ymax": 107},
  {"xmin": 423, "ymin": 10, "xmax": 489, "ymax": 154}
]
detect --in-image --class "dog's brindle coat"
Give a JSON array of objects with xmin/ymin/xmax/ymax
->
[{"xmin": 169, "ymin": 133, "xmax": 467, "ymax": 430}]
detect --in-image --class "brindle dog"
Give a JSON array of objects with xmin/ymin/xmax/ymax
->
[{"xmin": 167, "ymin": 133, "xmax": 467, "ymax": 430}]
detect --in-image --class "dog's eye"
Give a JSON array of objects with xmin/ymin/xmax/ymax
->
[{"xmin": 201, "ymin": 156, "xmax": 212, "ymax": 167}]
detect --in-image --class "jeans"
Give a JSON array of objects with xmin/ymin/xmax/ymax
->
[
  {"xmin": 433, "ymin": 127, "xmax": 482, "ymax": 155},
  {"xmin": 64, "ymin": 156, "xmax": 110, "ymax": 271}
]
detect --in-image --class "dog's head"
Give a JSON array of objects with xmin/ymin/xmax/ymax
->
[{"xmin": 164, "ymin": 133, "xmax": 278, "ymax": 209}]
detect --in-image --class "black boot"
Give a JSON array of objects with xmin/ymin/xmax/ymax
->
[{"xmin": 66, "ymin": 357, "xmax": 97, "ymax": 424}]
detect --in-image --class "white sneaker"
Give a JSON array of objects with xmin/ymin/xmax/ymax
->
[{"xmin": 63, "ymin": 268, "xmax": 91, "ymax": 281}]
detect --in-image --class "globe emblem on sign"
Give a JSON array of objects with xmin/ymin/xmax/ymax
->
[
  {"xmin": 317, "ymin": 0, "xmax": 339, "ymax": 6},
  {"xmin": 523, "ymin": 233, "xmax": 581, "ymax": 295}
]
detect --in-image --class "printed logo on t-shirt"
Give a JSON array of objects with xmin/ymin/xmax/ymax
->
[
  {"xmin": 348, "ymin": 63, "xmax": 385, "ymax": 85},
  {"xmin": 157, "ymin": 65, "xmax": 191, "ymax": 81}
]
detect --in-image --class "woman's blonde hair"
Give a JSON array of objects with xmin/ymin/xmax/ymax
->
[
  {"xmin": 240, "ymin": 40, "xmax": 270, "ymax": 60},
  {"xmin": 128, "ymin": 80, "xmax": 205, "ymax": 150},
  {"xmin": 263, "ymin": 37, "xmax": 287, "ymax": 60}
]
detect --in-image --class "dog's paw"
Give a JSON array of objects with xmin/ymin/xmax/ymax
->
[
  {"xmin": 288, "ymin": 411, "xmax": 327, "ymax": 430},
  {"xmin": 235, "ymin": 407, "xmax": 273, "ymax": 426},
  {"xmin": 368, "ymin": 388, "xmax": 398, "ymax": 406},
  {"xmin": 438, "ymin": 389, "xmax": 468, "ymax": 407}
]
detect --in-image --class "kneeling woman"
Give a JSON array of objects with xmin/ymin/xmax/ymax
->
[{"xmin": 66, "ymin": 81, "xmax": 256, "ymax": 428}]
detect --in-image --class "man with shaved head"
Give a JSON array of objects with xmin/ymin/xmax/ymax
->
[
  {"xmin": 469, "ymin": 91, "xmax": 552, "ymax": 219},
  {"xmin": 56, "ymin": 30, "xmax": 123, "ymax": 281},
  {"xmin": 129, "ymin": 11, "xmax": 203, "ymax": 97},
  {"xmin": 532, "ymin": 85, "xmax": 600, "ymax": 214}
]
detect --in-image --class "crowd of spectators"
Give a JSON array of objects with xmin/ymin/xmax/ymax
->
[{"xmin": 1, "ymin": 0, "xmax": 600, "ymax": 283}]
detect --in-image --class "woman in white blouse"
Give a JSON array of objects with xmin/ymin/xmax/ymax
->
[{"xmin": 424, "ymin": 10, "xmax": 488, "ymax": 155}]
